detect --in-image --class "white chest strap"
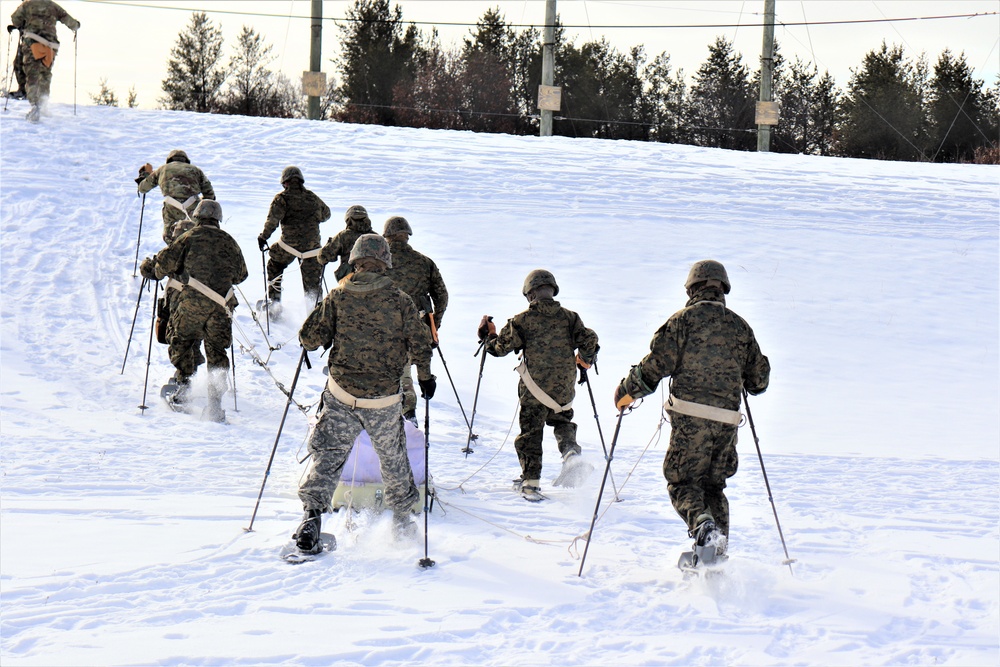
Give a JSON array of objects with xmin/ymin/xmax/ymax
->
[
  {"xmin": 664, "ymin": 394, "xmax": 743, "ymax": 425},
  {"xmin": 515, "ymin": 355, "xmax": 572, "ymax": 413},
  {"xmin": 23, "ymin": 31, "xmax": 59, "ymax": 51},
  {"xmin": 185, "ymin": 276, "xmax": 234, "ymax": 315},
  {"xmin": 326, "ymin": 374, "xmax": 402, "ymax": 409},
  {"xmin": 163, "ymin": 194, "xmax": 200, "ymax": 220},
  {"xmin": 275, "ymin": 237, "xmax": 322, "ymax": 260}
]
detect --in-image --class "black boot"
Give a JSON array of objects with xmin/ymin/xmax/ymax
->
[
  {"xmin": 392, "ymin": 509, "xmax": 417, "ymax": 541},
  {"xmin": 293, "ymin": 509, "xmax": 323, "ymax": 554}
]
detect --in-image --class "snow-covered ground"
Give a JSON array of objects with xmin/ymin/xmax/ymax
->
[{"xmin": 1, "ymin": 100, "xmax": 997, "ymax": 666}]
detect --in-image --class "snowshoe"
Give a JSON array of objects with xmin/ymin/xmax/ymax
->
[
  {"xmin": 513, "ymin": 478, "xmax": 547, "ymax": 502},
  {"xmin": 160, "ymin": 378, "xmax": 192, "ymax": 413},
  {"xmin": 678, "ymin": 519, "xmax": 728, "ymax": 572},
  {"xmin": 26, "ymin": 105, "xmax": 40, "ymax": 123},
  {"xmin": 293, "ymin": 510, "xmax": 324, "ymax": 553},
  {"xmin": 392, "ymin": 510, "xmax": 419, "ymax": 541},
  {"xmin": 280, "ymin": 533, "xmax": 337, "ymax": 564},
  {"xmin": 256, "ymin": 298, "xmax": 282, "ymax": 321},
  {"xmin": 552, "ymin": 451, "xmax": 594, "ymax": 488}
]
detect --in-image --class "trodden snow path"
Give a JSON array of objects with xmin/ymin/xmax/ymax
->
[{"xmin": 1, "ymin": 102, "xmax": 997, "ymax": 665}]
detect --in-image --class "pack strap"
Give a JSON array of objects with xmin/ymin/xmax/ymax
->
[
  {"xmin": 23, "ymin": 31, "xmax": 58, "ymax": 51},
  {"xmin": 326, "ymin": 375, "xmax": 402, "ymax": 409},
  {"xmin": 163, "ymin": 194, "xmax": 200, "ymax": 220},
  {"xmin": 665, "ymin": 394, "xmax": 742, "ymax": 425},
  {"xmin": 515, "ymin": 355, "xmax": 572, "ymax": 413},
  {"xmin": 275, "ymin": 238, "xmax": 322, "ymax": 260},
  {"xmin": 165, "ymin": 277, "xmax": 185, "ymax": 292},
  {"xmin": 185, "ymin": 276, "xmax": 234, "ymax": 315}
]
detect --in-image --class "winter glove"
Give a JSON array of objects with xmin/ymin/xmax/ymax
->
[
  {"xmin": 418, "ymin": 376, "xmax": 437, "ymax": 400},
  {"xmin": 139, "ymin": 257, "xmax": 156, "ymax": 280},
  {"xmin": 575, "ymin": 354, "xmax": 592, "ymax": 370},
  {"xmin": 613, "ymin": 382, "xmax": 634, "ymax": 411},
  {"xmin": 257, "ymin": 235, "xmax": 268, "ymax": 252},
  {"xmin": 138, "ymin": 163, "xmax": 153, "ymax": 178},
  {"xmin": 6, "ymin": 25, "xmax": 15, "ymax": 33},
  {"xmin": 477, "ymin": 315, "xmax": 495, "ymax": 342}
]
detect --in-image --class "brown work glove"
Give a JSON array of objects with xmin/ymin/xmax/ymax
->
[{"xmin": 477, "ymin": 315, "xmax": 495, "ymax": 342}]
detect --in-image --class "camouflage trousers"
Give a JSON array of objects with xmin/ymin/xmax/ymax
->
[
  {"xmin": 298, "ymin": 389, "xmax": 419, "ymax": 513},
  {"xmin": 20, "ymin": 41, "xmax": 55, "ymax": 107},
  {"xmin": 266, "ymin": 244, "xmax": 323, "ymax": 303},
  {"xmin": 514, "ymin": 387, "xmax": 581, "ymax": 481},
  {"xmin": 663, "ymin": 413, "xmax": 739, "ymax": 537},
  {"xmin": 166, "ymin": 295, "xmax": 231, "ymax": 380}
]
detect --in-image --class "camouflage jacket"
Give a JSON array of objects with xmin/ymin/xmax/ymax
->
[
  {"xmin": 485, "ymin": 298, "xmax": 599, "ymax": 405},
  {"xmin": 151, "ymin": 221, "xmax": 248, "ymax": 309},
  {"xmin": 260, "ymin": 184, "xmax": 331, "ymax": 251},
  {"xmin": 385, "ymin": 238, "xmax": 449, "ymax": 327},
  {"xmin": 138, "ymin": 162, "xmax": 215, "ymax": 224},
  {"xmin": 624, "ymin": 287, "xmax": 770, "ymax": 411},
  {"xmin": 318, "ymin": 217, "xmax": 373, "ymax": 280},
  {"xmin": 11, "ymin": 0, "xmax": 79, "ymax": 44},
  {"xmin": 299, "ymin": 271, "xmax": 433, "ymax": 398}
]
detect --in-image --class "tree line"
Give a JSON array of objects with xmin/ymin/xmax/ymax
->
[{"xmin": 125, "ymin": 3, "xmax": 998, "ymax": 163}]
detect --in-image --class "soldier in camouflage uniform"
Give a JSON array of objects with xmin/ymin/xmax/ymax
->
[
  {"xmin": 382, "ymin": 216, "xmax": 449, "ymax": 422},
  {"xmin": 9, "ymin": 0, "xmax": 79, "ymax": 122},
  {"xmin": 140, "ymin": 200, "xmax": 248, "ymax": 423},
  {"xmin": 479, "ymin": 270, "xmax": 599, "ymax": 497},
  {"xmin": 136, "ymin": 150, "xmax": 216, "ymax": 244},
  {"xmin": 257, "ymin": 166, "xmax": 331, "ymax": 310},
  {"xmin": 293, "ymin": 233, "xmax": 436, "ymax": 553},
  {"xmin": 317, "ymin": 205, "xmax": 373, "ymax": 281},
  {"xmin": 614, "ymin": 260, "xmax": 770, "ymax": 562}
]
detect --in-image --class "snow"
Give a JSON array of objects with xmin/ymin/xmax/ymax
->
[{"xmin": 1, "ymin": 99, "xmax": 998, "ymax": 666}]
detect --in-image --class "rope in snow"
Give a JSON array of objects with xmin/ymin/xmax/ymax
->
[{"xmin": 437, "ymin": 400, "xmax": 519, "ymax": 493}]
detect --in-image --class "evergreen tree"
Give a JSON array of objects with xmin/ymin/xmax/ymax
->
[
  {"xmin": 839, "ymin": 42, "xmax": 927, "ymax": 161},
  {"xmin": 336, "ymin": 0, "xmax": 422, "ymax": 125},
  {"xmin": 90, "ymin": 78, "xmax": 118, "ymax": 107},
  {"xmin": 394, "ymin": 30, "xmax": 464, "ymax": 130},
  {"xmin": 770, "ymin": 56, "xmax": 838, "ymax": 155},
  {"xmin": 461, "ymin": 9, "xmax": 522, "ymax": 134},
  {"xmin": 217, "ymin": 26, "xmax": 279, "ymax": 117},
  {"xmin": 645, "ymin": 53, "xmax": 689, "ymax": 144},
  {"xmin": 160, "ymin": 12, "xmax": 226, "ymax": 113},
  {"xmin": 689, "ymin": 37, "xmax": 755, "ymax": 150},
  {"xmin": 927, "ymin": 49, "xmax": 994, "ymax": 162},
  {"xmin": 126, "ymin": 85, "xmax": 139, "ymax": 109}
]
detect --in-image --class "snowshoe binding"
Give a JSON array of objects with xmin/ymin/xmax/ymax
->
[
  {"xmin": 160, "ymin": 377, "xmax": 192, "ymax": 413},
  {"xmin": 282, "ymin": 510, "xmax": 336, "ymax": 563},
  {"xmin": 678, "ymin": 518, "xmax": 729, "ymax": 573},
  {"xmin": 513, "ymin": 478, "xmax": 547, "ymax": 502},
  {"xmin": 552, "ymin": 451, "xmax": 594, "ymax": 488}
]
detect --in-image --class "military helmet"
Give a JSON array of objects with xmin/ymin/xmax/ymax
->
[
  {"xmin": 166, "ymin": 149, "xmax": 190, "ymax": 164},
  {"xmin": 522, "ymin": 269, "xmax": 559, "ymax": 297},
  {"xmin": 280, "ymin": 165, "xmax": 304, "ymax": 184},
  {"xmin": 685, "ymin": 259, "xmax": 731, "ymax": 294},
  {"xmin": 345, "ymin": 204, "xmax": 369, "ymax": 222},
  {"xmin": 349, "ymin": 233, "xmax": 393, "ymax": 268},
  {"xmin": 193, "ymin": 199, "xmax": 223, "ymax": 222},
  {"xmin": 383, "ymin": 216, "xmax": 413, "ymax": 237}
]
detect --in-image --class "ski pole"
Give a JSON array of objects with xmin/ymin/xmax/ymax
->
[
  {"xmin": 260, "ymin": 246, "xmax": 270, "ymax": 336},
  {"xmin": 72, "ymin": 30, "xmax": 77, "ymax": 116},
  {"xmin": 581, "ymin": 367, "xmax": 621, "ymax": 501},
  {"xmin": 231, "ymin": 345, "xmax": 238, "ymax": 412},
  {"xmin": 2, "ymin": 30, "xmax": 11, "ymax": 112},
  {"xmin": 743, "ymin": 389, "xmax": 795, "ymax": 574},
  {"xmin": 245, "ymin": 347, "xmax": 309, "ymax": 532},
  {"xmin": 120, "ymin": 277, "xmax": 148, "ymax": 374},
  {"xmin": 138, "ymin": 280, "xmax": 160, "ymax": 414},
  {"xmin": 578, "ymin": 407, "xmax": 626, "ymax": 577},
  {"xmin": 418, "ymin": 392, "xmax": 435, "ymax": 569},
  {"xmin": 463, "ymin": 334, "xmax": 490, "ymax": 457},
  {"xmin": 132, "ymin": 192, "xmax": 146, "ymax": 277}
]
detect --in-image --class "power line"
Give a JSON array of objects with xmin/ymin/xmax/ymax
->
[{"xmin": 77, "ymin": 2, "xmax": 998, "ymax": 31}]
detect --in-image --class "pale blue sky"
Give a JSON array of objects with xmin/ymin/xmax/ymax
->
[{"xmin": 2, "ymin": 0, "xmax": 996, "ymax": 109}]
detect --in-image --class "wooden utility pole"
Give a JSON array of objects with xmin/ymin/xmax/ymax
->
[
  {"xmin": 756, "ymin": 0, "xmax": 778, "ymax": 151},
  {"xmin": 539, "ymin": 0, "xmax": 557, "ymax": 137},
  {"xmin": 307, "ymin": 0, "xmax": 323, "ymax": 121}
]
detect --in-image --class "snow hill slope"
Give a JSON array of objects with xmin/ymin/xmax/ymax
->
[{"xmin": 1, "ymin": 100, "xmax": 998, "ymax": 666}]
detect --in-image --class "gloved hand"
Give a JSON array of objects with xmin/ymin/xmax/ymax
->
[
  {"xmin": 575, "ymin": 353, "xmax": 592, "ymax": 370},
  {"xmin": 6, "ymin": 25, "xmax": 15, "ymax": 34},
  {"xmin": 418, "ymin": 376, "xmax": 437, "ymax": 400},
  {"xmin": 139, "ymin": 257, "xmax": 156, "ymax": 280},
  {"xmin": 257, "ymin": 235, "xmax": 268, "ymax": 252},
  {"xmin": 613, "ymin": 382, "xmax": 634, "ymax": 410},
  {"xmin": 477, "ymin": 315, "xmax": 495, "ymax": 342}
]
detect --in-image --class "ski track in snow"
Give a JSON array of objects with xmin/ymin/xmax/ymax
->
[{"xmin": 1, "ymin": 102, "xmax": 998, "ymax": 665}]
